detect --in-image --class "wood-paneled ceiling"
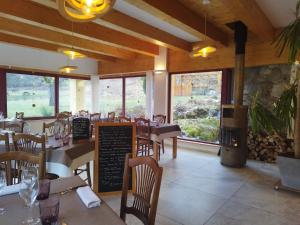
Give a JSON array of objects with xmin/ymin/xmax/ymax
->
[{"xmin": 0, "ymin": 0, "xmax": 293, "ymax": 63}]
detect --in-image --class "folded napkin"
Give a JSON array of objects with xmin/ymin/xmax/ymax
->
[
  {"xmin": 76, "ymin": 186, "xmax": 101, "ymax": 208},
  {"xmin": 0, "ymin": 184, "xmax": 21, "ymax": 196}
]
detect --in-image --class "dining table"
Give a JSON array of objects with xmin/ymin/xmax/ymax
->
[
  {"xmin": 0, "ymin": 176, "xmax": 126, "ymax": 225},
  {"xmin": 0, "ymin": 132, "xmax": 95, "ymax": 177},
  {"xmin": 149, "ymin": 122, "xmax": 181, "ymax": 161}
]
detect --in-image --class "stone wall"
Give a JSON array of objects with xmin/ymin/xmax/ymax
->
[
  {"xmin": 243, "ymin": 64, "xmax": 291, "ymax": 110},
  {"xmin": 242, "ymin": 64, "xmax": 292, "ymax": 162}
]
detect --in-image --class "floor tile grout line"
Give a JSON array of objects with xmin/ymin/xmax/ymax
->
[{"xmin": 202, "ymin": 175, "xmax": 248, "ymax": 225}]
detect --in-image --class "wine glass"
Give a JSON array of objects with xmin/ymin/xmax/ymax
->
[
  {"xmin": 0, "ymin": 170, "xmax": 6, "ymax": 215},
  {"xmin": 19, "ymin": 167, "xmax": 40, "ymax": 225}
]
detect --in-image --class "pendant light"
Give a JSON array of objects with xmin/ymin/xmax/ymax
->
[
  {"xmin": 58, "ymin": 0, "xmax": 116, "ymax": 22},
  {"xmin": 59, "ymin": 65, "xmax": 78, "ymax": 73},
  {"xmin": 59, "ymin": 56, "xmax": 78, "ymax": 74},
  {"xmin": 191, "ymin": 14, "xmax": 216, "ymax": 58},
  {"xmin": 58, "ymin": 22, "xmax": 85, "ymax": 60}
]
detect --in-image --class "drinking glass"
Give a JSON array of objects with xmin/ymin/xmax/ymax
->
[
  {"xmin": 37, "ymin": 179, "xmax": 50, "ymax": 201},
  {"xmin": 0, "ymin": 170, "xmax": 6, "ymax": 215},
  {"xmin": 39, "ymin": 195, "xmax": 60, "ymax": 225},
  {"xmin": 19, "ymin": 167, "xmax": 40, "ymax": 225}
]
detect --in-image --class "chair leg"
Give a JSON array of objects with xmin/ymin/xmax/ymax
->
[
  {"xmin": 162, "ymin": 140, "xmax": 165, "ymax": 154},
  {"xmin": 86, "ymin": 162, "xmax": 92, "ymax": 187}
]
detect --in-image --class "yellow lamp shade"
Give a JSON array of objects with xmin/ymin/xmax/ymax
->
[
  {"xmin": 58, "ymin": 0, "xmax": 116, "ymax": 22},
  {"xmin": 191, "ymin": 46, "xmax": 216, "ymax": 58},
  {"xmin": 59, "ymin": 65, "xmax": 78, "ymax": 73},
  {"xmin": 58, "ymin": 48, "xmax": 86, "ymax": 60}
]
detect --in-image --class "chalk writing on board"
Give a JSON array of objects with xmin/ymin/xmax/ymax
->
[
  {"xmin": 98, "ymin": 125, "xmax": 133, "ymax": 192},
  {"xmin": 72, "ymin": 117, "xmax": 90, "ymax": 140}
]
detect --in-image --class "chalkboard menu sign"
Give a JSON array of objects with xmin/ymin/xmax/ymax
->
[
  {"xmin": 94, "ymin": 122, "xmax": 136, "ymax": 194},
  {"xmin": 72, "ymin": 117, "xmax": 90, "ymax": 140}
]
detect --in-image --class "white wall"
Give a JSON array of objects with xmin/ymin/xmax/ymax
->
[
  {"xmin": 153, "ymin": 47, "xmax": 168, "ymax": 116},
  {"xmin": 0, "ymin": 42, "xmax": 98, "ymax": 75}
]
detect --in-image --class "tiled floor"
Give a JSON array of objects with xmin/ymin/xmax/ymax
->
[{"xmin": 101, "ymin": 147, "xmax": 300, "ymax": 225}]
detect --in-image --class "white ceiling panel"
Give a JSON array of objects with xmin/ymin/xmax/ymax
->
[
  {"xmin": 255, "ymin": 0, "xmax": 298, "ymax": 27},
  {"xmin": 114, "ymin": 0, "xmax": 200, "ymax": 42}
]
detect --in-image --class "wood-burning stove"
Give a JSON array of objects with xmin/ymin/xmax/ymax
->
[
  {"xmin": 220, "ymin": 21, "xmax": 248, "ymax": 167},
  {"xmin": 220, "ymin": 105, "xmax": 248, "ymax": 167}
]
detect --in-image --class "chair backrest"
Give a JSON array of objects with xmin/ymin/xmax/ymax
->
[
  {"xmin": 56, "ymin": 111, "xmax": 71, "ymax": 119},
  {"xmin": 0, "ymin": 151, "xmax": 44, "ymax": 185},
  {"xmin": 15, "ymin": 112, "xmax": 24, "ymax": 119},
  {"xmin": 152, "ymin": 114, "xmax": 166, "ymax": 124},
  {"xmin": 118, "ymin": 116, "xmax": 131, "ymax": 122},
  {"xmin": 4, "ymin": 121, "xmax": 25, "ymax": 133},
  {"xmin": 134, "ymin": 118, "xmax": 151, "ymax": 140},
  {"xmin": 121, "ymin": 154, "xmax": 163, "ymax": 225},
  {"xmin": 13, "ymin": 133, "xmax": 46, "ymax": 154},
  {"xmin": 56, "ymin": 113, "xmax": 71, "ymax": 133},
  {"xmin": 12, "ymin": 133, "xmax": 46, "ymax": 182},
  {"xmin": 78, "ymin": 110, "xmax": 89, "ymax": 116},
  {"xmin": 90, "ymin": 113, "xmax": 101, "ymax": 122},
  {"xmin": 108, "ymin": 112, "xmax": 115, "ymax": 121},
  {"xmin": 43, "ymin": 121, "xmax": 56, "ymax": 135}
]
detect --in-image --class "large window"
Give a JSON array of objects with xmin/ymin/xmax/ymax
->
[
  {"xmin": 125, "ymin": 77, "xmax": 146, "ymax": 118},
  {"xmin": 7, "ymin": 73, "xmax": 55, "ymax": 117},
  {"xmin": 59, "ymin": 78, "xmax": 91, "ymax": 113},
  {"xmin": 99, "ymin": 76, "xmax": 146, "ymax": 118},
  {"xmin": 170, "ymin": 71, "xmax": 222, "ymax": 143},
  {"xmin": 99, "ymin": 78, "xmax": 123, "ymax": 116},
  {"xmin": 59, "ymin": 77, "xmax": 75, "ymax": 113}
]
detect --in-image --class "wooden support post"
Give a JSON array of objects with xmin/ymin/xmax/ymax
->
[
  {"xmin": 172, "ymin": 137, "xmax": 177, "ymax": 159},
  {"xmin": 153, "ymin": 142, "xmax": 159, "ymax": 162}
]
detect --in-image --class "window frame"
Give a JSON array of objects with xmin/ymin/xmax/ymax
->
[
  {"xmin": 167, "ymin": 68, "xmax": 232, "ymax": 144},
  {"xmin": 1, "ymin": 68, "xmax": 90, "ymax": 120},
  {"xmin": 99, "ymin": 74, "xmax": 146, "ymax": 117}
]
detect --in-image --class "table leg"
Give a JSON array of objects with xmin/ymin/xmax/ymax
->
[
  {"xmin": 172, "ymin": 137, "xmax": 177, "ymax": 159},
  {"xmin": 153, "ymin": 142, "xmax": 159, "ymax": 162}
]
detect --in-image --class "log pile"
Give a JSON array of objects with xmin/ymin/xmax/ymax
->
[{"xmin": 247, "ymin": 131, "xmax": 294, "ymax": 163}]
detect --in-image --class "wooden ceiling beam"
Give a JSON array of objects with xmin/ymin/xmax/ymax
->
[
  {"xmin": 31, "ymin": 0, "xmax": 192, "ymax": 52},
  {"xmin": 221, "ymin": 0, "xmax": 275, "ymax": 41},
  {"xmin": 125, "ymin": 0, "xmax": 228, "ymax": 46},
  {"xmin": 0, "ymin": 32, "xmax": 116, "ymax": 62},
  {"xmin": 0, "ymin": 16, "xmax": 135, "ymax": 60},
  {"xmin": 99, "ymin": 10, "xmax": 192, "ymax": 52},
  {"xmin": 0, "ymin": 0, "xmax": 159, "ymax": 56}
]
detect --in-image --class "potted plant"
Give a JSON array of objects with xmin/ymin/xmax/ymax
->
[{"xmin": 273, "ymin": 0, "xmax": 300, "ymax": 190}]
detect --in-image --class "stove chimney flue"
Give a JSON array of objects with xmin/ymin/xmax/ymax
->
[{"xmin": 227, "ymin": 21, "xmax": 248, "ymax": 106}]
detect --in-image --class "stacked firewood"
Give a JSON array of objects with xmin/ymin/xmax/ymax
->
[{"xmin": 247, "ymin": 131, "xmax": 294, "ymax": 163}]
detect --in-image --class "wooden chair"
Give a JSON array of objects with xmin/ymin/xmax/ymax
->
[
  {"xmin": 152, "ymin": 114, "xmax": 167, "ymax": 155},
  {"xmin": 152, "ymin": 114, "xmax": 166, "ymax": 124},
  {"xmin": 12, "ymin": 133, "xmax": 59, "ymax": 182},
  {"xmin": 56, "ymin": 111, "xmax": 72, "ymax": 119},
  {"xmin": 15, "ymin": 112, "xmax": 24, "ymax": 119},
  {"xmin": 108, "ymin": 112, "xmax": 115, "ymax": 121},
  {"xmin": 90, "ymin": 113, "xmax": 101, "ymax": 122},
  {"xmin": 56, "ymin": 112, "xmax": 71, "ymax": 134},
  {"xmin": 135, "ymin": 118, "xmax": 152, "ymax": 156},
  {"xmin": 118, "ymin": 116, "xmax": 131, "ymax": 122},
  {"xmin": 74, "ymin": 163, "xmax": 92, "ymax": 187},
  {"xmin": 78, "ymin": 110, "xmax": 89, "ymax": 117},
  {"xmin": 0, "ymin": 151, "xmax": 44, "ymax": 185},
  {"xmin": 0, "ymin": 133, "xmax": 10, "ymax": 182},
  {"xmin": 4, "ymin": 121, "xmax": 24, "ymax": 133},
  {"xmin": 42, "ymin": 121, "xmax": 56, "ymax": 136},
  {"xmin": 121, "ymin": 154, "xmax": 163, "ymax": 225}
]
